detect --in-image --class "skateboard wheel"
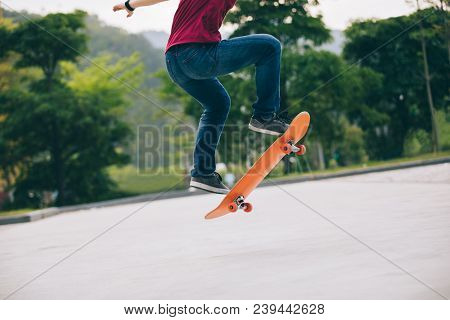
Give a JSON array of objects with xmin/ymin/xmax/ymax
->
[
  {"xmin": 281, "ymin": 143, "xmax": 291, "ymax": 154},
  {"xmin": 228, "ymin": 203, "xmax": 238, "ymax": 212},
  {"xmin": 295, "ymin": 144, "xmax": 306, "ymax": 156},
  {"xmin": 243, "ymin": 203, "xmax": 253, "ymax": 213}
]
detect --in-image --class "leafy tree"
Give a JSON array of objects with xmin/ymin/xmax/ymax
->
[
  {"xmin": 1, "ymin": 12, "xmax": 141, "ymax": 207},
  {"xmin": 0, "ymin": 17, "xmax": 22, "ymax": 90},
  {"xmin": 11, "ymin": 11, "xmax": 88, "ymax": 87},
  {"xmin": 406, "ymin": 0, "xmax": 446, "ymax": 152},
  {"xmin": 286, "ymin": 50, "xmax": 385, "ymax": 167},
  {"xmin": 226, "ymin": 0, "xmax": 330, "ymax": 46},
  {"xmin": 1, "ymin": 86, "xmax": 129, "ymax": 207},
  {"xmin": 403, "ymin": 128, "xmax": 432, "ymax": 156},
  {"xmin": 419, "ymin": 1, "xmax": 449, "ymax": 62},
  {"xmin": 336, "ymin": 124, "xmax": 368, "ymax": 166},
  {"xmin": 62, "ymin": 53, "xmax": 146, "ymax": 169},
  {"xmin": 344, "ymin": 8, "xmax": 449, "ymax": 158},
  {"xmin": 3, "ymin": 8, "xmax": 169, "ymax": 149},
  {"xmin": 0, "ymin": 18, "xmax": 23, "ymax": 193},
  {"xmin": 0, "ymin": 25, "xmax": 11, "ymax": 59},
  {"xmin": 436, "ymin": 109, "xmax": 450, "ymax": 150}
]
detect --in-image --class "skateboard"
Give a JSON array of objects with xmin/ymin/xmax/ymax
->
[{"xmin": 205, "ymin": 111, "xmax": 310, "ymax": 219}]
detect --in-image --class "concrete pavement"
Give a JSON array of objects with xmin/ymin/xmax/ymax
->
[{"xmin": 0, "ymin": 163, "xmax": 449, "ymax": 299}]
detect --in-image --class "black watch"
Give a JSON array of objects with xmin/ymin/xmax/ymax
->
[{"xmin": 125, "ymin": 0, "xmax": 135, "ymax": 11}]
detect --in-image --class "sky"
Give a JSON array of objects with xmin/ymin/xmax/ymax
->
[{"xmin": 2, "ymin": 0, "xmax": 419, "ymax": 33}]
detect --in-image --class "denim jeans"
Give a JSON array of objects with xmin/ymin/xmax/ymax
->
[{"xmin": 165, "ymin": 34, "xmax": 281, "ymax": 177}]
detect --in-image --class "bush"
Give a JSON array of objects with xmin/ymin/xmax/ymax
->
[
  {"xmin": 337, "ymin": 125, "xmax": 368, "ymax": 166},
  {"xmin": 328, "ymin": 158, "xmax": 339, "ymax": 169},
  {"xmin": 403, "ymin": 129, "xmax": 432, "ymax": 157},
  {"xmin": 436, "ymin": 110, "xmax": 450, "ymax": 151}
]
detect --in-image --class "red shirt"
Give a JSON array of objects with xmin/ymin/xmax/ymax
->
[{"xmin": 166, "ymin": 0, "xmax": 237, "ymax": 52}]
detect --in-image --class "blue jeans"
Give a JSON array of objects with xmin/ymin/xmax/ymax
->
[{"xmin": 165, "ymin": 34, "xmax": 281, "ymax": 177}]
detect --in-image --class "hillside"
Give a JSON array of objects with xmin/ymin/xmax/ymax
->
[
  {"xmin": 85, "ymin": 15, "xmax": 165, "ymax": 87},
  {"xmin": 141, "ymin": 30, "xmax": 169, "ymax": 49},
  {"xmin": 3, "ymin": 10, "xmax": 166, "ymax": 88}
]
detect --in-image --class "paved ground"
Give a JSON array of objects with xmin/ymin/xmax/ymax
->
[{"xmin": 0, "ymin": 164, "xmax": 449, "ymax": 300}]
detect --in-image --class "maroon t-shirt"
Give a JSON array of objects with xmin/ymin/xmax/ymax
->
[{"xmin": 166, "ymin": 0, "xmax": 237, "ymax": 52}]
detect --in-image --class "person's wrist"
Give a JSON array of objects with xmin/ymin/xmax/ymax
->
[{"xmin": 125, "ymin": 0, "xmax": 135, "ymax": 11}]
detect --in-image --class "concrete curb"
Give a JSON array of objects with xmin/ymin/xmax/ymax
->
[
  {"xmin": 1, "ymin": 156, "xmax": 449, "ymax": 225},
  {"xmin": 262, "ymin": 156, "xmax": 450, "ymax": 186}
]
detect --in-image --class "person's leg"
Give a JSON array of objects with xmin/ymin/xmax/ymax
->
[
  {"xmin": 166, "ymin": 49, "xmax": 230, "ymax": 193},
  {"xmin": 215, "ymin": 34, "xmax": 282, "ymax": 119},
  {"xmin": 177, "ymin": 77, "xmax": 231, "ymax": 178}
]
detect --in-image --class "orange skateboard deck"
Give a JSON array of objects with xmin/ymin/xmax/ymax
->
[{"xmin": 205, "ymin": 111, "xmax": 310, "ymax": 219}]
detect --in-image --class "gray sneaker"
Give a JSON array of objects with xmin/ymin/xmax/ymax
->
[
  {"xmin": 248, "ymin": 114, "xmax": 289, "ymax": 136},
  {"xmin": 190, "ymin": 172, "xmax": 230, "ymax": 194}
]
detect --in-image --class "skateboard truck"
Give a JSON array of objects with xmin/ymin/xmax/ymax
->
[
  {"xmin": 291, "ymin": 144, "xmax": 301, "ymax": 153},
  {"xmin": 228, "ymin": 195, "xmax": 253, "ymax": 213},
  {"xmin": 281, "ymin": 140, "xmax": 306, "ymax": 156}
]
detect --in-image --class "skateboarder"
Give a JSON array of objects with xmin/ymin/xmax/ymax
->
[{"xmin": 114, "ymin": 0, "xmax": 289, "ymax": 194}]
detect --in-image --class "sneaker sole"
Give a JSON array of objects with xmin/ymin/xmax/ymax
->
[
  {"xmin": 248, "ymin": 124, "xmax": 281, "ymax": 136},
  {"xmin": 190, "ymin": 181, "xmax": 229, "ymax": 194}
]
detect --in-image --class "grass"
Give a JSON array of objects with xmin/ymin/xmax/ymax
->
[
  {"xmin": 0, "ymin": 208, "xmax": 33, "ymax": 217},
  {"xmin": 108, "ymin": 165, "xmax": 187, "ymax": 195}
]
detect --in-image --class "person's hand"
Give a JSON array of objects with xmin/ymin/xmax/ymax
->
[{"xmin": 113, "ymin": 3, "xmax": 134, "ymax": 18}]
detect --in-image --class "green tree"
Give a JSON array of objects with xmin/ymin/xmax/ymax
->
[
  {"xmin": 226, "ymin": 0, "xmax": 330, "ymax": 46},
  {"xmin": 1, "ymin": 11, "xmax": 141, "ymax": 207},
  {"xmin": 337, "ymin": 124, "xmax": 368, "ymax": 166},
  {"xmin": 286, "ymin": 50, "xmax": 385, "ymax": 167},
  {"xmin": 421, "ymin": 1, "xmax": 449, "ymax": 62},
  {"xmin": 11, "ymin": 11, "xmax": 88, "ymax": 87},
  {"xmin": 1, "ymin": 86, "xmax": 128, "ymax": 207},
  {"xmin": 0, "ymin": 17, "xmax": 23, "ymax": 193},
  {"xmin": 62, "ymin": 53, "xmax": 146, "ymax": 170},
  {"xmin": 344, "ymin": 8, "xmax": 449, "ymax": 158},
  {"xmin": 407, "ymin": 0, "xmax": 444, "ymax": 152},
  {"xmin": 0, "ymin": 25, "xmax": 11, "ymax": 58}
]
